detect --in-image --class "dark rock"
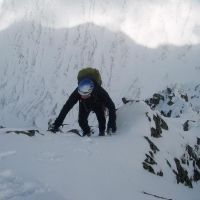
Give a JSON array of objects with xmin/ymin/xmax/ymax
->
[
  {"xmin": 6, "ymin": 130, "xmax": 39, "ymax": 137},
  {"xmin": 168, "ymin": 92, "xmax": 175, "ymax": 99},
  {"xmin": 145, "ymin": 112, "xmax": 151, "ymax": 122},
  {"xmin": 174, "ymin": 158, "xmax": 193, "ymax": 188},
  {"xmin": 167, "ymin": 100, "xmax": 174, "ymax": 106},
  {"xmin": 157, "ymin": 170, "xmax": 164, "ymax": 176},
  {"xmin": 122, "ymin": 97, "xmax": 130, "ymax": 104},
  {"xmin": 186, "ymin": 145, "xmax": 197, "ymax": 159},
  {"xmin": 151, "ymin": 127, "xmax": 161, "ymax": 138},
  {"xmin": 144, "ymin": 136, "xmax": 159, "ymax": 153},
  {"xmin": 149, "ymin": 151, "xmax": 154, "ymax": 157},
  {"xmin": 121, "ymin": 97, "xmax": 140, "ymax": 104},
  {"xmin": 145, "ymin": 93, "xmax": 164, "ymax": 109},
  {"xmin": 159, "ymin": 116, "xmax": 169, "ymax": 130},
  {"xmin": 187, "ymin": 160, "xmax": 189, "ymax": 166},
  {"xmin": 183, "ymin": 120, "xmax": 189, "ymax": 131},
  {"xmin": 143, "ymin": 162, "xmax": 155, "ymax": 174},
  {"xmin": 166, "ymin": 159, "xmax": 172, "ymax": 168},
  {"xmin": 183, "ymin": 120, "xmax": 195, "ymax": 131},
  {"xmin": 167, "ymin": 87, "xmax": 172, "ymax": 94},
  {"xmin": 161, "ymin": 110, "xmax": 172, "ymax": 117},
  {"xmin": 174, "ymin": 144, "xmax": 200, "ymax": 186},
  {"xmin": 151, "ymin": 114, "xmax": 168, "ymax": 137},
  {"xmin": 181, "ymin": 155, "xmax": 187, "ymax": 165},
  {"xmin": 197, "ymin": 137, "xmax": 200, "ymax": 145},
  {"xmin": 144, "ymin": 154, "xmax": 157, "ymax": 165},
  {"xmin": 193, "ymin": 169, "xmax": 200, "ymax": 182},
  {"xmin": 186, "ymin": 145, "xmax": 200, "ymax": 169},
  {"xmin": 167, "ymin": 110, "xmax": 172, "ymax": 117},
  {"xmin": 181, "ymin": 94, "xmax": 188, "ymax": 102},
  {"xmin": 152, "ymin": 115, "xmax": 162, "ymax": 137}
]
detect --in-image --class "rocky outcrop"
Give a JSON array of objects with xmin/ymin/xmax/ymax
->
[
  {"xmin": 145, "ymin": 84, "xmax": 200, "ymax": 118},
  {"xmin": 145, "ymin": 93, "xmax": 164, "ymax": 109},
  {"xmin": 150, "ymin": 114, "xmax": 168, "ymax": 138},
  {"xmin": 144, "ymin": 136, "xmax": 159, "ymax": 153},
  {"xmin": 165, "ymin": 139, "xmax": 200, "ymax": 188},
  {"xmin": 6, "ymin": 130, "xmax": 41, "ymax": 137},
  {"xmin": 143, "ymin": 136, "xmax": 163, "ymax": 176},
  {"xmin": 182, "ymin": 120, "xmax": 196, "ymax": 131},
  {"xmin": 143, "ymin": 104, "xmax": 200, "ymax": 188},
  {"xmin": 0, "ymin": 126, "xmax": 40, "ymax": 137},
  {"xmin": 174, "ymin": 142, "xmax": 200, "ymax": 187},
  {"xmin": 173, "ymin": 158, "xmax": 193, "ymax": 188}
]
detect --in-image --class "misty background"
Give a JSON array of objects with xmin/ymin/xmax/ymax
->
[{"xmin": 0, "ymin": 0, "xmax": 200, "ymax": 128}]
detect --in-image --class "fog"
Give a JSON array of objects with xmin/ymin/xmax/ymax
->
[{"xmin": 1, "ymin": 0, "xmax": 200, "ymax": 47}]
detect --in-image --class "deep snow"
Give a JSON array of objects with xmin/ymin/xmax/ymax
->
[{"xmin": 0, "ymin": 101, "xmax": 200, "ymax": 200}]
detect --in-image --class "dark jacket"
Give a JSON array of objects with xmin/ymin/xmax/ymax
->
[{"xmin": 54, "ymin": 84, "xmax": 116, "ymax": 129}]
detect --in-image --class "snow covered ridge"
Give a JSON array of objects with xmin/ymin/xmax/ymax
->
[
  {"xmin": 119, "ymin": 98, "xmax": 200, "ymax": 188},
  {"xmin": 145, "ymin": 83, "xmax": 200, "ymax": 119},
  {"xmin": 138, "ymin": 84, "xmax": 200, "ymax": 188},
  {"xmin": 143, "ymin": 110, "xmax": 200, "ymax": 188},
  {"xmin": 1, "ymin": 99, "xmax": 200, "ymax": 193}
]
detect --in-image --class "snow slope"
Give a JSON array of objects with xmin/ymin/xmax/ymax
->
[{"xmin": 0, "ymin": 101, "xmax": 199, "ymax": 200}]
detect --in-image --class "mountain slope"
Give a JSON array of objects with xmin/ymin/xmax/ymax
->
[
  {"xmin": 0, "ymin": 22, "xmax": 200, "ymax": 128},
  {"xmin": 0, "ymin": 99, "xmax": 199, "ymax": 200}
]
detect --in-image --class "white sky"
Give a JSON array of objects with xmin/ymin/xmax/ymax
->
[{"xmin": 0, "ymin": 0, "xmax": 200, "ymax": 47}]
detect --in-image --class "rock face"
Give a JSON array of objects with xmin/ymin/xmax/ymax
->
[
  {"xmin": 5, "ymin": 129, "xmax": 41, "ymax": 137},
  {"xmin": 182, "ymin": 120, "xmax": 196, "ymax": 131},
  {"xmin": 143, "ymin": 136, "xmax": 163, "ymax": 176},
  {"xmin": 143, "ymin": 112, "xmax": 167, "ymax": 178},
  {"xmin": 173, "ymin": 157, "xmax": 193, "ymax": 188},
  {"xmin": 0, "ymin": 127, "xmax": 41, "ymax": 137},
  {"xmin": 142, "ymin": 89, "xmax": 200, "ymax": 188},
  {"xmin": 143, "ymin": 122, "xmax": 200, "ymax": 188},
  {"xmin": 145, "ymin": 84, "xmax": 200, "ymax": 118},
  {"xmin": 169, "ymin": 142, "xmax": 200, "ymax": 188},
  {"xmin": 150, "ymin": 114, "xmax": 168, "ymax": 138}
]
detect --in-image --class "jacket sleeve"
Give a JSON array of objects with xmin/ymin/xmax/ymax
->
[
  {"xmin": 54, "ymin": 88, "xmax": 79, "ymax": 128},
  {"xmin": 98, "ymin": 87, "xmax": 116, "ymax": 125}
]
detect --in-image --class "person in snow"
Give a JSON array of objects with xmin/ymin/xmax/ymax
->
[{"xmin": 49, "ymin": 71, "xmax": 116, "ymax": 136}]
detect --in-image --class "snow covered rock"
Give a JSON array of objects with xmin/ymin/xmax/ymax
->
[
  {"xmin": 122, "ymin": 99, "xmax": 200, "ymax": 188},
  {"xmin": 145, "ymin": 84, "xmax": 200, "ymax": 118}
]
